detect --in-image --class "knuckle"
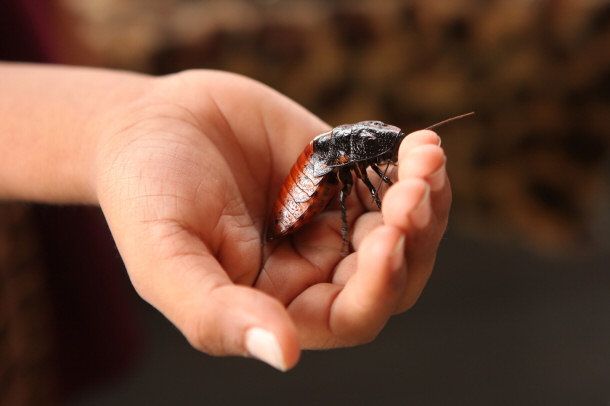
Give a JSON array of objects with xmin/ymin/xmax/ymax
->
[
  {"xmin": 181, "ymin": 315, "xmax": 224, "ymax": 355},
  {"xmin": 183, "ymin": 321, "xmax": 210, "ymax": 352},
  {"xmin": 395, "ymin": 296, "xmax": 418, "ymax": 314},
  {"xmin": 332, "ymin": 306, "xmax": 387, "ymax": 346},
  {"xmin": 348, "ymin": 325, "xmax": 382, "ymax": 346}
]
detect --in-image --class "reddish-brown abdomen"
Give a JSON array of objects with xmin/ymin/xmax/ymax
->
[{"xmin": 267, "ymin": 143, "xmax": 339, "ymax": 240}]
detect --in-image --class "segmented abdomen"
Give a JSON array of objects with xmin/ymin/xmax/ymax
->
[{"xmin": 267, "ymin": 143, "xmax": 340, "ymax": 240}]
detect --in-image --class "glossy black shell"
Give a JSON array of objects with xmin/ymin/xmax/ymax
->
[{"xmin": 311, "ymin": 121, "xmax": 405, "ymax": 177}]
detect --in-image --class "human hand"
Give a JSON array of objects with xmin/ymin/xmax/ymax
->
[{"xmin": 94, "ymin": 70, "xmax": 451, "ymax": 370}]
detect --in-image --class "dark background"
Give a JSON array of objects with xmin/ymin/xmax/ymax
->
[{"xmin": 69, "ymin": 230, "xmax": 610, "ymax": 406}]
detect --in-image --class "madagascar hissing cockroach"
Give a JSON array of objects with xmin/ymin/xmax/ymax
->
[{"xmin": 266, "ymin": 112, "xmax": 474, "ymax": 254}]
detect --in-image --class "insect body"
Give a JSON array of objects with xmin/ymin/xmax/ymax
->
[
  {"xmin": 266, "ymin": 113, "xmax": 474, "ymax": 254},
  {"xmin": 266, "ymin": 120, "xmax": 405, "ymax": 252}
]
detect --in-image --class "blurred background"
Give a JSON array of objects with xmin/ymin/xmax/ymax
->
[{"xmin": 1, "ymin": 0, "xmax": 609, "ymax": 405}]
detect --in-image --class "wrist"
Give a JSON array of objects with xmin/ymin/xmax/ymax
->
[{"xmin": 0, "ymin": 62, "xmax": 152, "ymax": 204}]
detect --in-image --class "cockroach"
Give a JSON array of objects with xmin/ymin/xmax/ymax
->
[{"xmin": 266, "ymin": 112, "xmax": 474, "ymax": 254}]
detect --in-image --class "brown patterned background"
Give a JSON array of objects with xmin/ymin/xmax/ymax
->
[{"xmin": 60, "ymin": 0, "xmax": 610, "ymax": 252}]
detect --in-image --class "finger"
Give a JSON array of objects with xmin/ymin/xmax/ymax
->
[
  {"xmin": 398, "ymin": 144, "xmax": 446, "ymax": 191},
  {"xmin": 287, "ymin": 226, "xmax": 406, "ymax": 348},
  {"xmin": 398, "ymin": 142, "xmax": 451, "ymax": 227},
  {"xmin": 352, "ymin": 211, "xmax": 383, "ymax": 251},
  {"xmin": 379, "ymin": 140, "xmax": 452, "ymax": 314},
  {"xmin": 381, "ymin": 179, "xmax": 436, "ymax": 312},
  {"xmin": 431, "ymin": 170, "xmax": 452, "ymax": 227},
  {"xmin": 328, "ymin": 226, "xmax": 407, "ymax": 344},
  {"xmin": 397, "ymin": 131, "xmax": 451, "ymax": 231},
  {"xmin": 117, "ymin": 221, "xmax": 301, "ymax": 371},
  {"xmin": 382, "ymin": 179, "xmax": 432, "ymax": 231},
  {"xmin": 399, "ymin": 129, "xmax": 441, "ymax": 156},
  {"xmin": 331, "ymin": 211, "xmax": 383, "ymax": 285},
  {"xmin": 396, "ymin": 175, "xmax": 451, "ymax": 313}
]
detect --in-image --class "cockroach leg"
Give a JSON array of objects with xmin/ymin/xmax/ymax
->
[
  {"xmin": 356, "ymin": 164, "xmax": 382, "ymax": 209},
  {"xmin": 372, "ymin": 164, "xmax": 393, "ymax": 186},
  {"xmin": 338, "ymin": 186, "xmax": 349, "ymax": 256}
]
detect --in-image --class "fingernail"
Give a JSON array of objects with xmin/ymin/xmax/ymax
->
[
  {"xmin": 427, "ymin": 160, "xmax": 446, "ymax": 192},
  {"xmin": 245, "ymin": 327, "xmax": 287, "ymax": 371},
  {"xmin": 390, "ymin": 234, "xmax": 405, "ymax": 272},
  {"xmin": 410, "ymin": 184, "xmax": 431, "ymax": 228}
]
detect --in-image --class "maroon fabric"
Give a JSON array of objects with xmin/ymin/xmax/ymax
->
[
  {"xmin": 35, "ymin": 207, "xmax": 141, "ymax": 398},
  {"xmin": 0, "ymin": 1, "xmax": 57, "ymax": 63},
  {"xmin": 1, "ymin": 2, "xmax": 142, "ymax": 400}
]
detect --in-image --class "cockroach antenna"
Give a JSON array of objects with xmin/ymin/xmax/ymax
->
[{"xmin": 425, "ymin": 111, "xmax": 475, "ymax": 131}]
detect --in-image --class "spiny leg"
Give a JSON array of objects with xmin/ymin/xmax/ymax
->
[
  {"xmin": 372, "ymin": 163, "xmax": 393, "ymax": 186},
  {"xmin": 338, "ymin": 187, "xmax": 349, "ymax": 256},
  {"xmin": 355, "ymin": 163, "xmax": 382, "ymax": 209},
  {"xmin": 338, "ymin": 168, "xmax": 353, "ymax": 256},
  {"xmin": 372, "ymin": 163, "xmax": 393, "ymax": 199}
]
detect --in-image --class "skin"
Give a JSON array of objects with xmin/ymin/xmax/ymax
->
[{"xmin": 0, "ymin": 63, "xmax": 451, "ymax": 370}]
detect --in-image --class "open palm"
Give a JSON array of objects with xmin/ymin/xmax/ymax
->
[{"xmin": 95, "ymin": 70, "xmax": 451, "ymax": 370}]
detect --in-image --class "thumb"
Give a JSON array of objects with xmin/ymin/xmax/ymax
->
[
  {"xmin": 182, "ymin": 281, "xmax": 301, "ymax": 372},
  {"xmin": 117, "ymin": 224, "xmax": 301, "ymax": 371}
]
